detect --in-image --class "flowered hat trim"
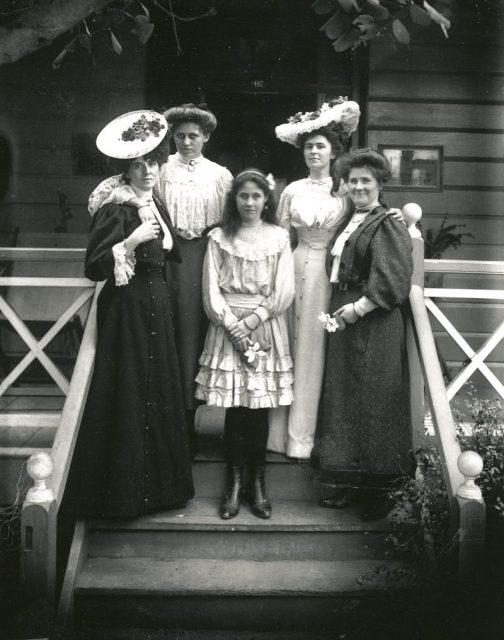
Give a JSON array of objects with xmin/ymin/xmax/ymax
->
[
  {"xmin": 275, "ymin": 97, "xmax": 360, "ymax": 147},
  {"xmin": 96, "ymin": 110, "xmax": 170, "ymax": 159}
]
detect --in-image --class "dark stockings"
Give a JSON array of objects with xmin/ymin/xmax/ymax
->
[
  {"xmin": 224, "ymin": 407, "xmax": 269, "ymax": 466},
  {"xmin": 220, "ymin": 407, "xmax": 271, "ymax": 519}
]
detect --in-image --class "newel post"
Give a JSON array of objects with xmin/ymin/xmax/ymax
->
[
  {"xmin": 21, "ymin": 451, "xmax": 58, "ymax": 601},
  {"xmin": 453, "ymin": 450, "xmax": 486, "ymax": 586},
  {"xmin": 403, "ymin": 203, "xmax": 426, "ymax": 452}
]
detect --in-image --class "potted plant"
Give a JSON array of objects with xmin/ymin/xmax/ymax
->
[{"xmin": 421, "ymin": 213, "xmax": 474, "ymax": 287}]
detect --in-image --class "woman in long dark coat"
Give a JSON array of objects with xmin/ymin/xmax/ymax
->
[
  {"xmin": 312, "ymin": 148, "xmax": 413, "ymax": 510},
  {"xmin": 63, "ymin": 111, "xmax": 194, "ymax": 518}
]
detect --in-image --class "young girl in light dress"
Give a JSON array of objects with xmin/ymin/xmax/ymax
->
[{"xmin": 195, "ymin": 169, "xmax": 295, "ymax": 520}]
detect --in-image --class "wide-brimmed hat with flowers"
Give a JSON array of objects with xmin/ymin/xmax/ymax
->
[
  {"xmin": 275, "ymin": 97, "xmax": 360, "ymax": 147},
  {"xmin": 96, "ymin": 110, "xmax": 170, "ymax": 159}
]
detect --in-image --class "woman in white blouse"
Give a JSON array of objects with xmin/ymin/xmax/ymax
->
[
  {"xmin": 267, "ymin": 99, "xmax": 360, "ymax": 459},
  {"xmin": 87, "ymin": 104, "xmax": 233, "ymax": 430}
]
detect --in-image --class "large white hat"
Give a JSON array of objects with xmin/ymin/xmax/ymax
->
[
  {"xmin": 96, "ymin": 110, "xmax": 169, "ymax": 159},
  {"xmin": 275, "ymin": 97, "xmax": 360, "ymax": 147}
]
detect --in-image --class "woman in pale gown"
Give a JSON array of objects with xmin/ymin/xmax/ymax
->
[{"xmin": 268, "ymin": 99, "xmax": 360, "ymax": 459}]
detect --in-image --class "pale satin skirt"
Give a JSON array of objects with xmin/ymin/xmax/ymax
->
[{"xmin": 268, "ymin": 228, "xmax": 333, "ymax": 458}]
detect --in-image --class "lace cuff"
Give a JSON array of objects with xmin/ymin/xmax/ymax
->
[
  {"xmin": 353, "ymin": 296, "xmax": 378, "ymax": 317},
  {"xmin": 112, "ymin": 241, "xmax": 136, "ymax": 286}
]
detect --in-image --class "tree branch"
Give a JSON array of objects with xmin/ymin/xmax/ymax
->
[{"xmin": 0, "ymin": 0, "xmax": 115, "ymax": 65}]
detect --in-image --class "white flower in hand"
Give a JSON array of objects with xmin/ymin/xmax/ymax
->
[
  {"xmin": 244, "ymin": 339, "xmax": 267, "ymax": 368},
  {"xmin": 318, "ymin": 311, "xmax": 343, "ymax": 333}
]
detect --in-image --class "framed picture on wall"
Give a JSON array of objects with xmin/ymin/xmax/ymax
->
[{"xmin": 378, "ymin": 145, "xmax": 443, "ymax": 191}]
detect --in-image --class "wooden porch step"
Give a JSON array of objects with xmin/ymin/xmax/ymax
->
[
  {"xmin": 87, "ymin": 498, "xmax": 390, "ymax": 562},
  {"xmin": 75, "ymin": 556, "xmax": 414, "ymax": 631},
  {"xmin": 76, "ymin": 557, "xmax": 411, "ymax": 597}
]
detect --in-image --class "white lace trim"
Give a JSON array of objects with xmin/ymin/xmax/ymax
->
[
  {"xmin": 208, "ymin": 226, "xmax": 289, "ymax": 260},
  {"xmin": 112, "ymin": 241, "xmax": 136, "ymax": 286}
]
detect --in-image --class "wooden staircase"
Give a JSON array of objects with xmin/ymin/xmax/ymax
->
[{"xmin": 61, "ymin": 433, "xmax": 414, "ymax": 638}]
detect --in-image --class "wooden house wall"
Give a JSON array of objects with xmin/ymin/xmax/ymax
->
[
  {"xmin": 0, "ymin": 37, "xmax": 148, "ymax": 237},
  {"xmin": 367, "ymin": 42, "xmax": 504, "ymax": 389}
]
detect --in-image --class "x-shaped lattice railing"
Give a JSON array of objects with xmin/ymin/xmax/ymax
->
[
  {"xmin": 0, "ymin": 247, "xmax": 94, "ymax": 397},
  {"xmin": 424, "ymin": 259, "xmax": 504, "ymax": 403}
]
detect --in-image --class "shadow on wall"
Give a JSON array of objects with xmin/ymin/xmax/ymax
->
[{"xmin": 0, "ymin": 134, "xmax": 11, "ymax": 202}]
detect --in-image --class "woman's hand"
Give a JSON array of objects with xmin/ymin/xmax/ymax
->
[
  {"xmin": 335, "ymin": 303, "xmax": 359, "ymax": 325},
  {"xmin": 127, "ymin": 196, "xmax": 156, "ymax": 222},
  {"xmin": 125, "ymin": 219, "xmax": 160, "ymax": 254},
  {"xmin": 387, "ymin": 208, "xmax": 405, "ymax": 224},
  {"xmin": 138, "ymin": 206, "xmax": 156, "ymax": 223},
  {"xmin": 228, "ymin": 320, "xmax": 252, "ymax": 342}
]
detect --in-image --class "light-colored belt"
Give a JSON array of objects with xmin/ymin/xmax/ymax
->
[{"xmin": 224, "ymin": 293, "xmax": 264, "ymax": 308}]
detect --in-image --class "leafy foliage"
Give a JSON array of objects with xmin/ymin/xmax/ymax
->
[
  {"xmin": 421, "ymin": 213, "xmax": 474, "ymax": 259},
  {"xmin": 386, "ymin": 389, "xmax": 504, "ymax": 569},
  {"xmin": 312, "ymin": 0, "xmax": 452, "ymax": 52}
]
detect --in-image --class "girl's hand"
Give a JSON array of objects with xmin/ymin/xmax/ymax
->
[
  {"xmin": 335, "ymin": 303, "xmax": 359, "ymax": 325},
  {"xmin": 228, "ymin": 320, "xmax": 252, "ymax": 342},
  {"xmin": 230, "ymin": 336, "xmax": 249, "ymax": 353},
  {"xmin": 387, "ymin": 208, "xmax": 405, "ymax": 224}
]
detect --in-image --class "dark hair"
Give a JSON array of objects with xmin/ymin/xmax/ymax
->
[
  {"xmin": 163, "ymin": 103, "xmax": 217, "ymax": 136},
  {"xmin": 339, "ymin": 148, "xmax": 392, "ymax": 185},
  {"xmin": 298, "ymin": 126, "xmax": 348, "ymax": 194},
  {"xmin": 222, "ymin": 168, "xmax": 278, "ymax": 237},
  {"xmin": 107, "ymin": 135, "xmax": 171, "ymax": 178}
]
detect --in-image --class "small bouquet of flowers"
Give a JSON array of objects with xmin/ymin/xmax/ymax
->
[{"xmin": 318, "ymin": 311, "xmax": 345, "ymax": 333}]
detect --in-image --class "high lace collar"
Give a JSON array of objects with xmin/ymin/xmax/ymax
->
[
  {"xmin": 307, "ymin": 175, "xmax": 332, "ymax": 186},
  {"xmin": 175, "ymin": 152, "xmax": 205, "ymax": 169}
]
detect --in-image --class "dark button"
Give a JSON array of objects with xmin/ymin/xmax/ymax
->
[
  {"xmin": 345, "ymin": 241, "xmax": 350, "ymax": 246},
  {"xmin": 340, "ymin": 262, "xmax": 345, "ymax": 268}
]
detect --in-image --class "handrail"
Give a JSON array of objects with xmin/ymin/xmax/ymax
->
[
  {"xmin": 425, "ymin": 259, "xmax": 504, "ymax": 275},
  {"xmin": 408, "ymin": 248, "xmax": 464, "ymax": 500},
  {"xmin": 403, "ymin": 212, "xmax": 486, "ymax": 585},
  {"xmin": 50, "ymin": 282, "xmax": 102, "ymax": 506}
]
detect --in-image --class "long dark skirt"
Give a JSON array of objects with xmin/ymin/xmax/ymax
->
[
  {"xmin": 172, "ymin": 236, "xmax": 209, "ymax": 411},
  {"xmin": 312, "ymin": 287, "xmax": 412, "ymax": 490},
  {"xmin": 63, "ymin": 264, "xmax": 194, "ymax": 518}
]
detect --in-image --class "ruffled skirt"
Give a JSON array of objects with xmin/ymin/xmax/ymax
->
[{"xmin": 195, "ymin": 304, "xmax": 294, "ymax": 409}]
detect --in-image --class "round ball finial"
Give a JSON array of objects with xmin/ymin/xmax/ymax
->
[
  {"xmin": 26, "ymin": 452, "xmax": 54, "ymax": 504},
  {"xmin": 402, "ymin": 203, "xmax": 422, "ymax": 239},
  {"xmin": 457, "ymin": 450, "xmax": 484, "ymax": 478},
  {"xmin": 456, "ymin": 450, "xmax": 484, "ymax": 500}
]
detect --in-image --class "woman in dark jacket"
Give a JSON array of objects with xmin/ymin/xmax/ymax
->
[
  {"xmin": 312, "ymin": 148, "xmax": 413, "ymax": 511},
  {"xmin": 63, "ymin": 111, "xmax": 194, "ymax": 518}
]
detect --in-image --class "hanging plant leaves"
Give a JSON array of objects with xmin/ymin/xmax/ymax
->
[
  {"xmin": 337, "ymin": 0, "xmax": 357, "ymax": 13},
  {"xmin": 333, "ymin": 26, "xmax": 361, "ymax": 51},
  {"xmin": 52, "ymin": 48, "xmax": 69, "ymax": 70},
  {"xmin": 320, "ymin": 10, "xmax": 353, "ymax": 39},
  {"xmin": 410, "ymin": 3, "xmax": 431, "ymax": 26},
  {"xmin": 77, "ymin": 34, "xmax": 91, "ymax": 53},
  {"xmin": 110, "ymin": 30, "xmax": 123, "ymax": 54},
  {"xmin": 392, "ymin": 18, "xmax": 410, "ymax": 44},
  {"xmin": 311, "ymin": 0, "xmax": 337, "ymax": 15},
  {"xmin": 131, "ymin": 14, "xmax": 155, "ymax": 44},
  {"xmin": 139, "ymin": 1, "xmax": 150, "ymax": 19},
  {"xmin": 354, "ymin": 14, "xmax": 378, "ymax": 40},
  {"xmin": 361, "ymin": 0, "xmax": 388, "ymax": 21}
]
